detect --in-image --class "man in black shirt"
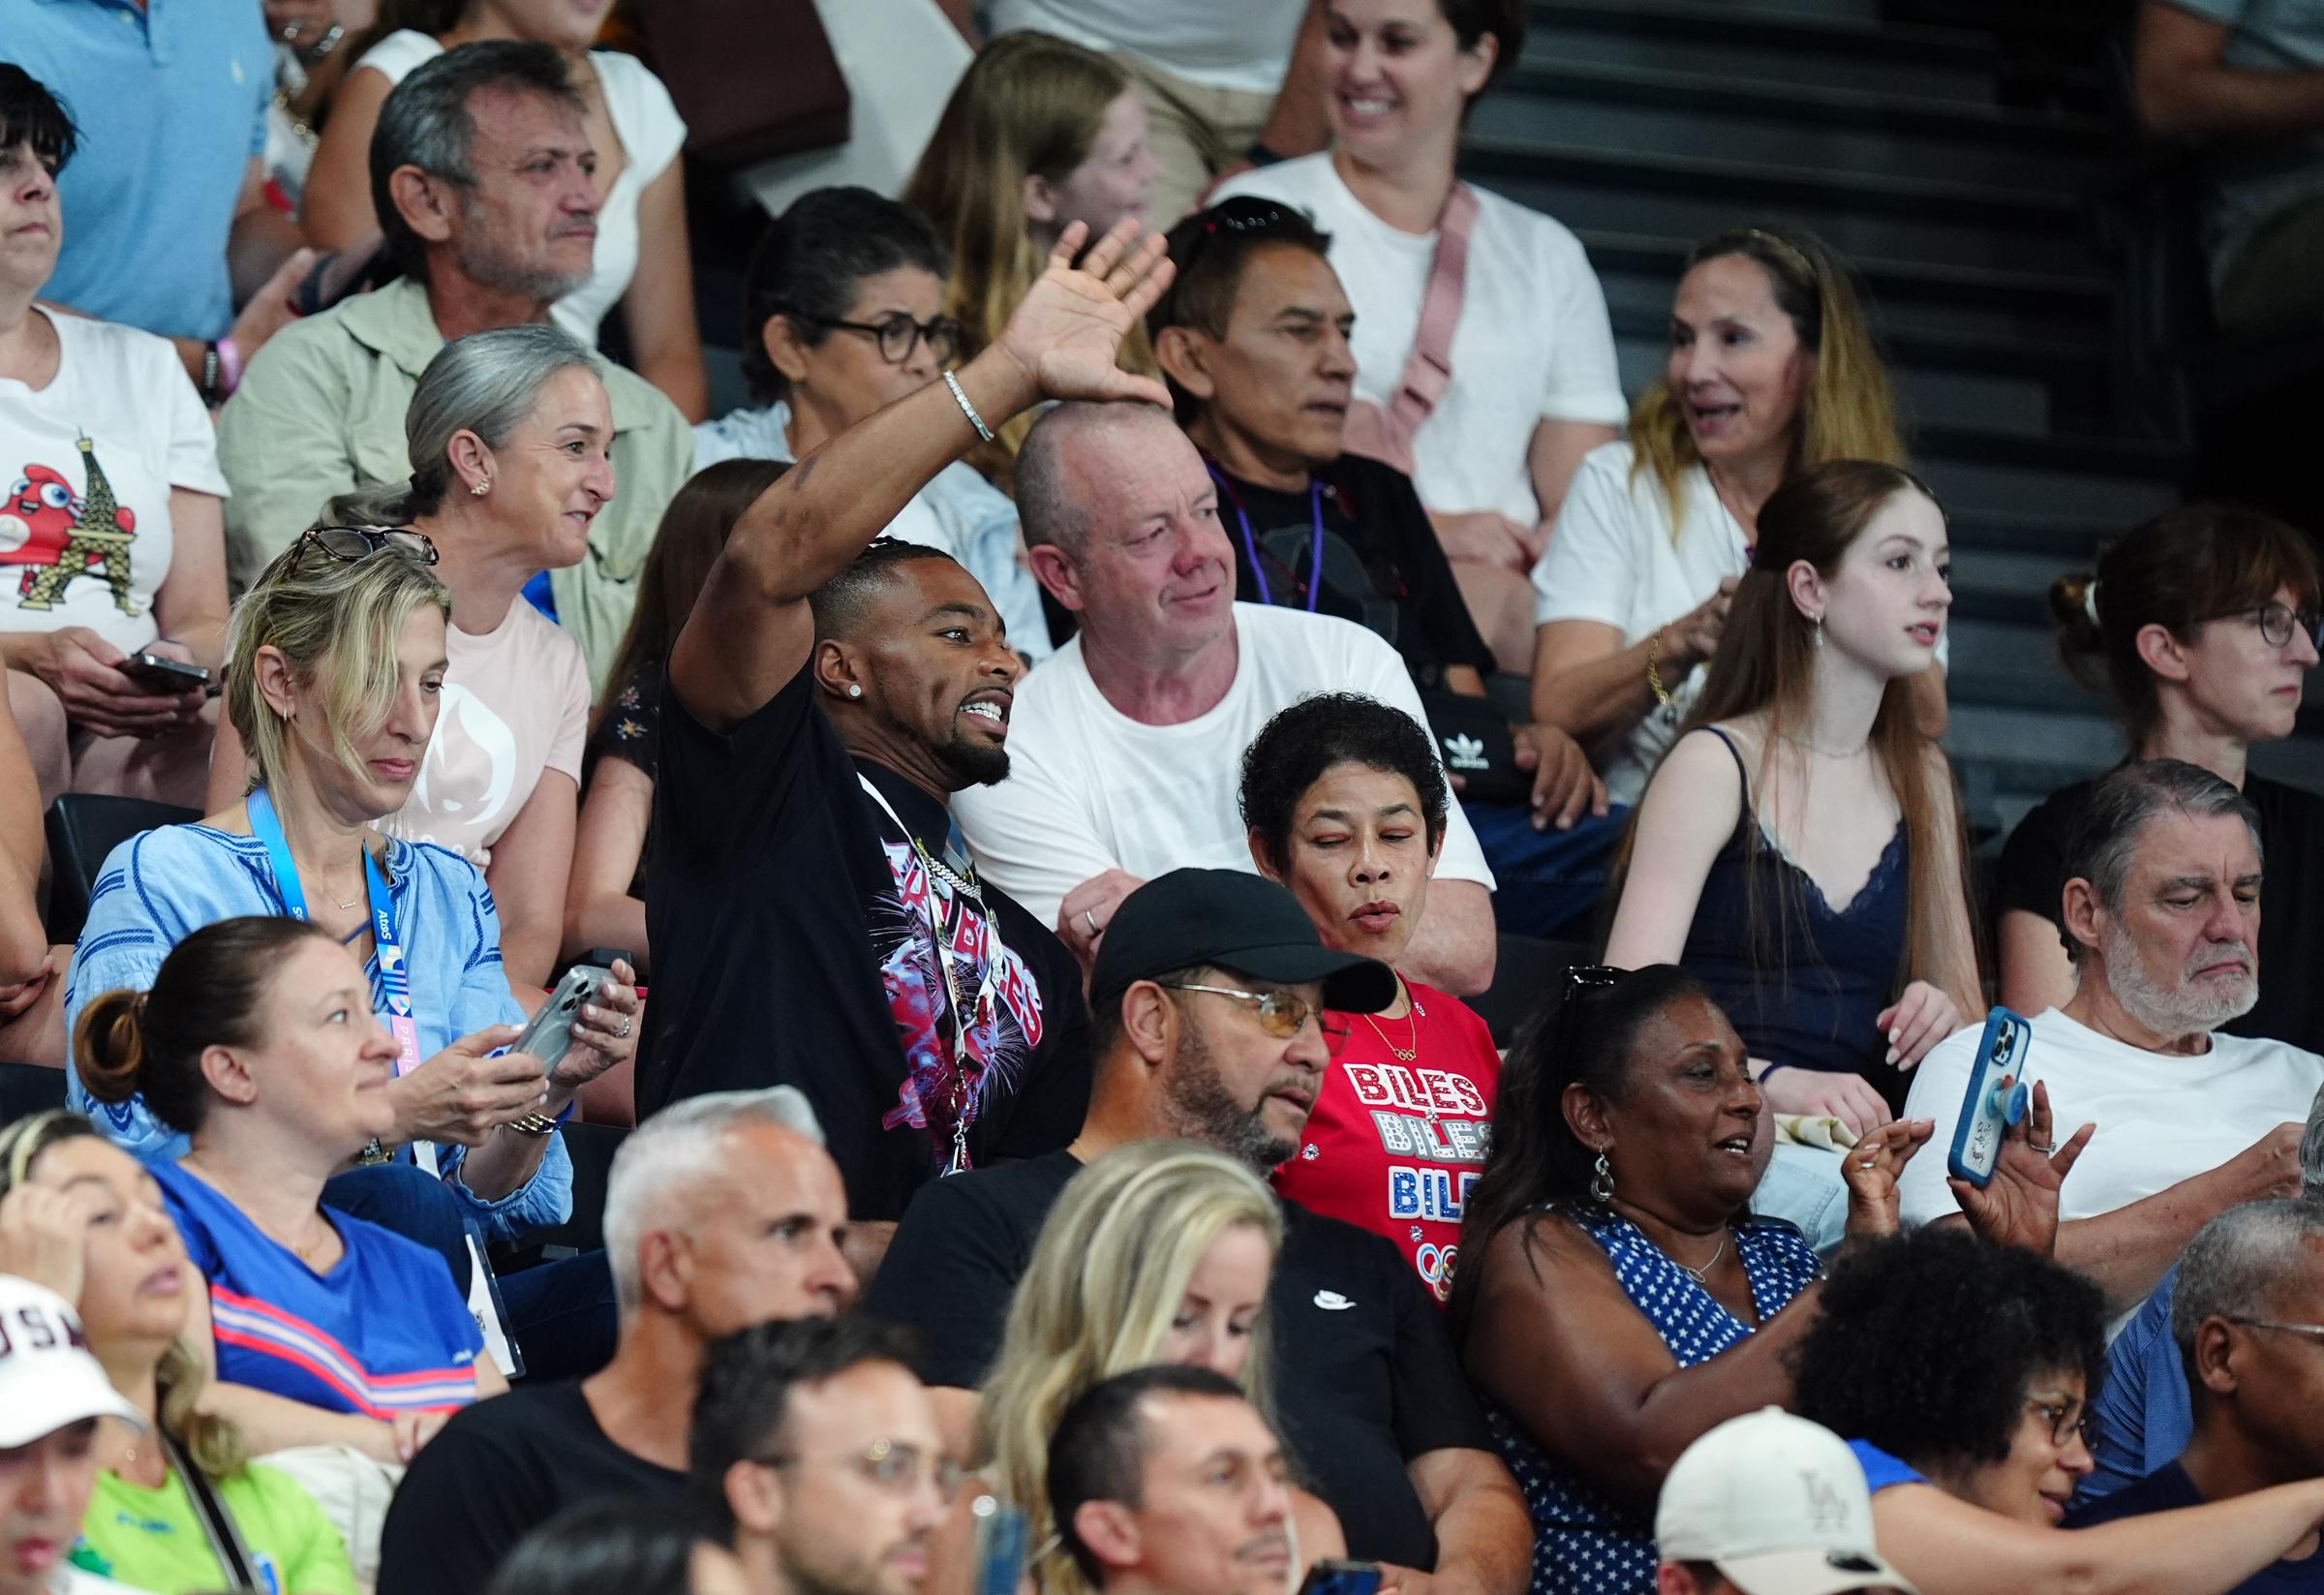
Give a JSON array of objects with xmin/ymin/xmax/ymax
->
[
  {"xmin": 863, "ymin": 869, "xmax": 1532, "ymax": 1590},
  {"xmin": 638, "ymin": 220, "xmax": 1177, "ymax": 1242},
  {"xmin": 377, "ymin": 1090, "xmax": 855, "ymax": 1595},
  {"xmin": 2066, "ymin": 1198, "xmax": 2324, "ymax": 1593}
]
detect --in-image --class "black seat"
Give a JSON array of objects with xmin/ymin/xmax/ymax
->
[
  {"xmin": 44, "ymin": 794, "xmax": 199, "ymax": 945},
  {"xmin": 0, "ymin": 1060, "xmax": 68, "ymax": 1123},
  {"xmin": 1470, "ymin": 933, "xmax": 1593, "ymax": 1049}
]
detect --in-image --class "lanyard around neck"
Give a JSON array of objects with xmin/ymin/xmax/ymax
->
[{"xmin": 1207, "ymin": 463, "xmax": 1326, "ymax": 612}]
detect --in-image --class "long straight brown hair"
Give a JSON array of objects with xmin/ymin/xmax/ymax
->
[{"xmin": 1639, "ymin": 459, "xmax": 1970, "ymax": 997}]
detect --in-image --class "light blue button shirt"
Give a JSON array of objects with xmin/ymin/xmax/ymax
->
[{"xmin": 7, "ymin": 0, "xmax": 270, "ymax": 341}]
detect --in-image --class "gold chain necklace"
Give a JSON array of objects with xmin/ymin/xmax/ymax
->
[{"xmin": 1361, "ymin": 991, "xmax": 1426, "ymax": 1062}]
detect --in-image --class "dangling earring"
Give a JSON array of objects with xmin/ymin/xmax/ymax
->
[
  {"xmin": 1590, "ymin": 1149, "xmax": 1615, "ymax": 1205},
  {"xmin": 470, "ymin": 477, "xmax": 491, "ymax": 497},
  {"xmin": 1811, "ymin": 613, "xmax": 1824, "ymax": 649}
]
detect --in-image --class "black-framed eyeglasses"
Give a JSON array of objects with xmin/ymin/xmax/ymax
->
[
  {"xmin": 2025, "ymin": 1396, "xmax": 2098, "ymax": 1453},
  {"xmin": 1157, "ymin": 981, "xmax": 1349, "ymax": 1044},
  {"xmin": 781, "ymin": 307, "xmax": 962, "ymax": 366},
  {"xmin": 2207, "ymin": 600, "xmax": 2324, "ymax": 652},
  {"xmin": 2225, "ymin": 1316, "xmax": 2324, "ymax": 1344},
  {"xmin": 1172, "ymin": 197, "xmax": 1302, "ymax": 272},
  {"xmin": 291, "ymin": 525, "xmax": 439, "ymax": 569},
  {"xmin": 753, "ymin": 1438, "xmax": 965, "ymax": 1503}
]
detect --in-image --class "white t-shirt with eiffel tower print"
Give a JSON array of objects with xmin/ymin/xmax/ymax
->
[{"xmin": 0, "ymin": 307, "xmax": 228, "ymax": 654}]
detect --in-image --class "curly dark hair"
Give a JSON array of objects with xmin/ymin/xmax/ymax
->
[
  {"xmin": 1792, "ymin": 1228, "xmax": 2106, "ymax": 1470},
  {"xmin": 1238, "ymin": 693, "xmax": 1450, "ymax": 873}
]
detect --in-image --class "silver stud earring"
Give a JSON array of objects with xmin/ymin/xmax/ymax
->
[
  {"xmin": 1590, "ymin": 1149, "xmax": 1615, "ymax": 1205},
  {"xmin": 470, "ymin": 477, "xmax": 491, "ymax": 497},
  {"xmin": 848, "ymin": 685, "xmax": 863, "ymax": 698}
]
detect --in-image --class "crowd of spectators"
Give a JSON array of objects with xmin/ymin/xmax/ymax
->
[{"xmin": 5, "ymin": 2, "xmax": 2324, "ymax": 1595}]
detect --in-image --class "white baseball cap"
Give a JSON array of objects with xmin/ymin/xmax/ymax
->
[
  {"xmin": 1656, "ymin": 1409, "xmax": 1915, "ymax": 1595},
  {"xmin": 0, "ymin": 1275, "xmax": 145, "ymax": 1447}
]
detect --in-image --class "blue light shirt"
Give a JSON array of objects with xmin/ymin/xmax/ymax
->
[
  {"xmin": 63, "ymin": 821, "xmax": 569, "ymax": 1242},
  {"xmin": 5, "ymin": 0, "xmax": 270, "ymax": 342}
]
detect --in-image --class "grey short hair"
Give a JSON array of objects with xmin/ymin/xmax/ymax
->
[
  {"xmin": 1017, "ymin": 402, "xmax": 1181, "ymax": 561},
  {"xmin": 601, "ymin": 1088, "xmax": 825, "ymax": 1314},
  {"xmin": 2172, "ymin": 1198, "xmax": 2324, "ymax": 1359},
  {"xmin": 326, "ymin": 323, "xmax": 599, "ymax": 529},
  {"xmin": 2303, "ymin": 1080, "xmax": 2324, "ymax": 1193},
  {"xmin": 370, "ymin": 39, "xmax": 582, "ymax": 278},
  {"xmin": 2058, "ymin": 758, "xmax": 2262, "ymax": 964}
]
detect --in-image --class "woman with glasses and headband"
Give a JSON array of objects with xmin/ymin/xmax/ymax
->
[
  {"xmin": 210, "ymin": 322, "xmax": 610, "ymax": 990},
  {"xmin": 1789, "ymin": 1227, "xmax": 2324, "ymax": 1595},
  {"xmin": 1211, "ymin": 0, "xmax": 1625, "ymax": 676},
  {"xmin": 1998, "ymin": 506, "xmax": 2324, "ymax": 1049},
  {"xmin": 63, "ymin": 523, "xmax": 637, "ymax": 1372},
  {"xmin": 981, "ymin": 1142, "xmax": 1345, "ymax": 1595},
  {"xmin": 0, "ymin": 1109, "xmax": 359, "ymax": 1593},
  {"xmin": 697, "ymin": 186, "xmax": 1052, "ymax": 663},
  {"xmin": 1448, "ymin": 962, "xmax": 2066, "ymax": 1595}
]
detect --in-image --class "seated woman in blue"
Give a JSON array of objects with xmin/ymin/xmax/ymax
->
[
  {"xmin": 62, "ymin": 526, "xmax": 639, "ymax": 1242},
  {"xmin": 76, "ymin": 916, "xmax": 501, "ymax": 1459},
  {"xmin": 1792, "ymin": 1228, "xmax": 2324, "ymax": 1595},
  {"xmin": 1604, "ymin": 461, "xmax": 1979, "ymax": 1142}
]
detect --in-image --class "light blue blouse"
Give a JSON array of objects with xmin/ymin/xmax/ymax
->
[{"xmin": 62, "ymin": 822, "xmax": 569, "ymax": 1242}]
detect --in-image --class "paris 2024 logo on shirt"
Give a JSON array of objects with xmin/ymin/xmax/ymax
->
[{"xmin": 0, "ymin": 437, "xmax": 140, "ymax": 616}]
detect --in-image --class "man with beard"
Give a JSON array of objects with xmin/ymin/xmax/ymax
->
[
  {"xmin": 691, "ymin": 1319, "xmax": 948, "ymax": 1595},
  {"xmin": 1900, "ymin": 758, "xmax": 2320, "ymax": 1320},
  {"xmin": 637, "ymin": 219, "xmax": 1174, "ymax": 1250},
  {"xmin": 1050, "ymin": 1367, "xmax": 1302, "ymax": 1595},
  {"xmin": 865, "ymin": 868, "xmax": 1533, "ymax": 1594}
]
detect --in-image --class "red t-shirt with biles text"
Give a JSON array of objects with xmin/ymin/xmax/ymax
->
[{"xmin": 1271, "ymin": 982, "xmax": 1500, "ymax": 1306}]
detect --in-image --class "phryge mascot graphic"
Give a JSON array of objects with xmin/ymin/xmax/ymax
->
[{"xmin": 0, "ymin": 435, "xmax": 138, "ymax": 614}]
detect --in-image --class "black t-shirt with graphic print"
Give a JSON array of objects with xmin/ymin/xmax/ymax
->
[
  {"xmin": 863, "ymin": 1150, "xmax": 1495, "ymax": 1570},
  {"xmin": 638, "ymin": 660, "xmax": 1090, "ymax": 1220}
]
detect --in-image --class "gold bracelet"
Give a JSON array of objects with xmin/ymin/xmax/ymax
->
[
  {"xmin": 1646, "ymin": 629, "xmax": 1673, "ymax": 708},
  {"xmin": 505, "ymin": 1112, "xmax": 560, "ymax": 1137}
]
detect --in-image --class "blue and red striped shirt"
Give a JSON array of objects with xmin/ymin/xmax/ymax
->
[{"xmin": 153, "ymin": 1160, "xmax": 484, "ymax": 1419}]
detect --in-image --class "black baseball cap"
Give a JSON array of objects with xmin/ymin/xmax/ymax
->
[{"xmin": 1089, "ymin": 868, "xmax": 1398, "ymax": 1014}]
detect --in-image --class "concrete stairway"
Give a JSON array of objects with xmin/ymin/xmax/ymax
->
[{"xmin": 1479, "ymin": 0, "xmax": 2324, "ymax": 836}]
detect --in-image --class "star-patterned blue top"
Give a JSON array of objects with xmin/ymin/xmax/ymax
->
[{"xmin": 1484, "ymin": 1206, "xmax": 1822, "ymax": 1595}]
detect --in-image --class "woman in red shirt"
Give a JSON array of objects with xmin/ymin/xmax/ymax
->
[{"xmin": 1239, "ymin": 691, "xmax": 1502, "ymax": 1304}]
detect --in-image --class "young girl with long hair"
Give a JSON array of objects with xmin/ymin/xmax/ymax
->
[{"xmin": 1603, "ymin": 459, "xmax": 1980, "ymax": 1138}]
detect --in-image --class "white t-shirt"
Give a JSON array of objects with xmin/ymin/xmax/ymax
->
[
  {"xmin": 953, "ymin": 604, "xmax": 1493, "ymax": 932},
  {"xmin": 1210, "ymin": 155, "xmax": 1627, "ymax": 528},
  {"xmin": 380, "ymin": 598, "xmax": 590, "ymax": 866},
  {"xmin": 1897, "ymin": 1006, "xmax": 2324, "ymax": 1236},
  {"xmin": 0, "ymin": 310, "xmax": 228, "ymax": 654},
  {"xmin": 988, "ymin": 0, "xmax": 1306, "ymax": 94},
  {"xmin": 355, "ymin": 34, "xmax": 688, "ymax": 347}
]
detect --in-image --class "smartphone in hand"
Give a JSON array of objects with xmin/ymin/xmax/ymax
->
[
  {"xmin": 122, "ymin": 651, "xmax": 210, "ymax": 691},
  {"xmin": 1945, "ymin": 1006, "xmax": 2034, "ymax": 1188},
  {"xmin": 507, "ymin": 965, "xmax": 611, "ymax": 1075}
]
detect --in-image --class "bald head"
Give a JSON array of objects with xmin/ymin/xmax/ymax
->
[{"xmin": 1019, "ymin": 401, "xmax": 1193, "ymax": 562}]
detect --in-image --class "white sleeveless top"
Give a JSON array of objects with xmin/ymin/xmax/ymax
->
[{"xmin": 355, "ymin": 32, "xmax": 687, "ymax": 347}]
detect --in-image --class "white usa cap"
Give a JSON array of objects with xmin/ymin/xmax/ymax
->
[
  {"xmin": 0, "ymin": 1275, "xmax": 145, "ymax": 1447},
  {"xmin": 1656, "ymin": 1409, "xmax": 1915, "ymax": 1595}
]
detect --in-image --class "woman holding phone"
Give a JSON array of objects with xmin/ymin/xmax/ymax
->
[{"xmin": 61, "ymin": 527, "xmax": 637, "ymax": 1375}]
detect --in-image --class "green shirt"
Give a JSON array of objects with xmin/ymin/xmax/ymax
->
[
  {"xmin": 215, "ymin": 276, "xmax": 695, "ymax": 692},
  {"xmin": 79, "ymin": 1461, "xmax": 359, "ymax": 1595}
]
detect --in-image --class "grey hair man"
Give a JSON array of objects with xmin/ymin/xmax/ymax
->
[
  {"xmin": 376, "ymin": 1089, "xmax": 854, "ymax": 1595},
  {"xmin": 216, "ymin": 39, "xmax": 693, "ymax": 685},
  {"xmin": 1899, "ymin": 759, "xmax": 2320, "ymax": 1314},
  {"xmin": 2083, "ymin": 1078, "xmax": 2324, "ymax": 1502},
  {"xmin": 2068, "ymin": 1195, "xmax": 2324, "ymax": 1551}
]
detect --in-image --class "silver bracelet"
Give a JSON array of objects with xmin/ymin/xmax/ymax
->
[{"xmin": 943, "ymin": 369, "xmax": 995, "ymax": 443}]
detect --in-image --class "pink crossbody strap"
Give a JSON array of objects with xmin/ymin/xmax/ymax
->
[{"xmin": 1341, "ymin": 181, "xmax": 1480, "ymax": 477}]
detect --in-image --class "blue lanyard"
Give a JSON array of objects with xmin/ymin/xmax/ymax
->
[
  {"xmin": 245, "ymin": 788, "xmax": 417, "ymax": 1037},
  {"xmin": 1207, "ymin": 464, "xmax": 1325, "ymax": 612}
]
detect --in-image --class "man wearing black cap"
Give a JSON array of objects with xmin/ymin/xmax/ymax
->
[{"xmin": 864, "ymin": 869, "xmax": 1530, "ymax": 1595}]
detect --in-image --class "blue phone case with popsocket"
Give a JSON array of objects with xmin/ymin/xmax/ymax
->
[{"xmin": 1946, "ymin": 1005, "xmax": 2034, "ymax": 1187}]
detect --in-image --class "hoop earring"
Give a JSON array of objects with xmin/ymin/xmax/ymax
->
[{"xmin": 1590, "ymin": 1149, "xmax": 1615, "ymax": 1205}]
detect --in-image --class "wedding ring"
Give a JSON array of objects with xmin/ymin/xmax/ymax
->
[
  {"xmin": 1084, "ymin": 908, "xmax": 1100, "ymax": 936},
  {"xmin": 617, "ymin": 1015, "xmax": 632, "ymax": 1039},
  {"xmin": 2030, "ymin": 1141, "xmax": 2057, "ymax": 1155}
]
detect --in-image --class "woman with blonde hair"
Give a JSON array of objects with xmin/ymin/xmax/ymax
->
[
  {"xmin": 63, "ymin": 528, "xmax": 637, "ymax": 1379},
  {"xmin": 0, "ymin": 1109, "xmax": 357, "ymax": 1593},
  {"xmin": 902, "ymin": 32, "xmax": 1161, "ymax": 480},
  {"xmin": 981, "ymin": 1141, "xmax": 1343, "ymax": 1594},
  {"xmin": 1529, "ymin": 226, "xmax": 1943, "ymax": 812},
  {"xmin": 1604, "ymin": 460, "xmax": 1979, "ymax": 1144}
]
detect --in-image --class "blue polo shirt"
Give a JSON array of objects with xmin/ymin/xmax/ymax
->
[{"xmin": 4, "ymin": 0, "xmax": 270, "ymax": 341}]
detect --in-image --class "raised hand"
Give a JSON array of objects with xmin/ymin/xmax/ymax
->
[
  {"xmin": 1948, "ymin": 1078, "xmax": 2092, "ymax": 1256},
  {"xmin": 990, "ymin": 219, "xmax": 1175, "ymax": 410},
  {"xmin": 1840, "ymin": 1116, "xmax": 1935, "ymax": 1243}
]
